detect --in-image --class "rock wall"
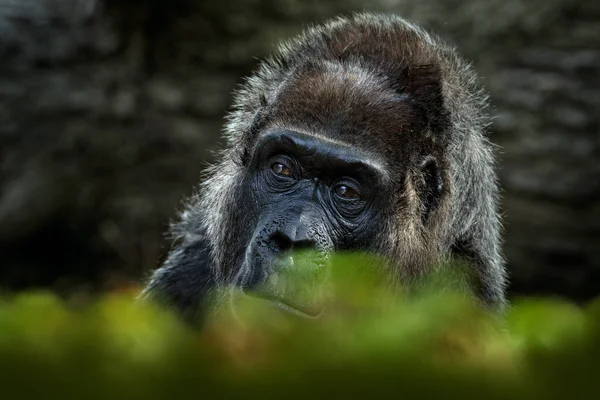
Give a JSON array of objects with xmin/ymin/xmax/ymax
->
[{"xmin": 0, "ymin": 0, "xmax": 598, "ymax": 301}]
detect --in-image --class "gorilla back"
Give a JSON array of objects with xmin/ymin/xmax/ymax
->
[{"xmin": 142, "ymin": 13, "xmax": 507, "ymax": 323}]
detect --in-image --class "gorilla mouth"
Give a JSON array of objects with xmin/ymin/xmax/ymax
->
[{"xmin": 244, "ymin": 290, "xmax": 323, "ymax": 319}]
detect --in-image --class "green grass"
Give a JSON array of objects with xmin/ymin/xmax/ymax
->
[{"xmin": 0, "ymin": 254, "xmax": 598, "ymax": 399}]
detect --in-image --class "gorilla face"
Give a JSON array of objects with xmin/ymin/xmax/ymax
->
[
  {"xmin": 233, "ymin": 130, "xmax": 392, "ymax": 317},
  {"xmin": 142, "ymin": 14, "xmax": 507, "ymax": 325}
]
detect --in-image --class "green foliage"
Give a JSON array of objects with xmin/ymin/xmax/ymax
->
[{"xmin": 0, "ymin": 254, "xmax": 599, "ymax": 399}]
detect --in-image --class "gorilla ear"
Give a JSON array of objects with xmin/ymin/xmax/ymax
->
[{"xmin": 418, "ymin": 155, "xmax": 444, "ymax": 224}]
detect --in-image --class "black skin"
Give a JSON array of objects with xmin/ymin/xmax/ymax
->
[
  {"xmin": 235, "ymin": 130, "xmax": 394, "ymax": 316},
  {"xmin": 142, "ymin": 14, "xmax": 507, "ymax": 324},
  {"xmin": 143, "ymin": 129, "xmax": 442, "ymax": 325}
]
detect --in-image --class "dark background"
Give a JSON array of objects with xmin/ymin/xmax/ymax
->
[{"xmin": 0, "ymin": 0, "xmax": 598, "ymax": 303}]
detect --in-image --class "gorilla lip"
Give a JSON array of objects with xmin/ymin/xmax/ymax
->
[
  {"xmin": 142, "ymin": 13, "xmax": 509, "ymax": 324},
  {"xmin": 244, "ymin": 290, "xmax": 323, "ymax": 319}
]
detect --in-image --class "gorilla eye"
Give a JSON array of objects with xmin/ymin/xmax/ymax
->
[
  {"xmin": 334, "ymin": 184, "xmax": 360, "ymax": 199},
  {"xmin": 271, "ymin": 162, "xmax": 292, "ymax": 177}
]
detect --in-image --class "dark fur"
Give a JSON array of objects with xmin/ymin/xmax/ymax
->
[{"xmin": 140, "ymin": 13, "xmax": 507, "ymax": 323}]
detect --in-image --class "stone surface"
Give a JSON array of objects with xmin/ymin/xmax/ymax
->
[{"xmin": 0, "ymin": 0, "xmax": 598, "ymax": 301}]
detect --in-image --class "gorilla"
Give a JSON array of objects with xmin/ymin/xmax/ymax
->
[{"xmin": 141, "ymin": 12, "xmax": 507, "ymax": 324}]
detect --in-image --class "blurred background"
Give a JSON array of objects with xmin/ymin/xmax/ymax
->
[{"xmin": 0, "ymin": 0, "xmax": 597, "ymax": 303}]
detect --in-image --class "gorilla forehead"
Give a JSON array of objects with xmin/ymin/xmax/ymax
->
[
  {"xmin": 141, "ymin": 13, "xmax": 507, "ymax": 322},
  {"xmin": 250, "ymin": 129, "xmax": 390, "ymax": 186},
  {"xmin": 261, "ymin": 62, "xmax": 432, "ymax": 163}
]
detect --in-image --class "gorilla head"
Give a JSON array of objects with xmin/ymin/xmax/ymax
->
[{"xmin": 142, "ymin": 13, "xmax": 507, "ymax": 324}]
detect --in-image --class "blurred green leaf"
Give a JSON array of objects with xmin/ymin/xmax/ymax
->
[{"xmin": 0, "ymin": 254, "xmax": 598, "ymax": 399}]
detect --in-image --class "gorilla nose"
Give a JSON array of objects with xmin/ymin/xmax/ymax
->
[{"xmin": 270, "ymin": 229, "xmax": 316, "ymax": 253}]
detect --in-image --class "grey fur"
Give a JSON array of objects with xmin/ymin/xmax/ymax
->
[{"xmin": 141, "ymin": 12, "xmax": 508, "ymax": 317}]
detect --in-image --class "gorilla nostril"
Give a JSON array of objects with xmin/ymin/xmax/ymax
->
[
  {"xmin": 270, "ymin": 231, "xmax": 293, "ymax": 252},
  {"xmin": 291, "ymin": 239, "xmax": 316, "ymax": 251},
  {"xmin": 270, "ymin": 231, "xmax": 316, "ymax": 253}
]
